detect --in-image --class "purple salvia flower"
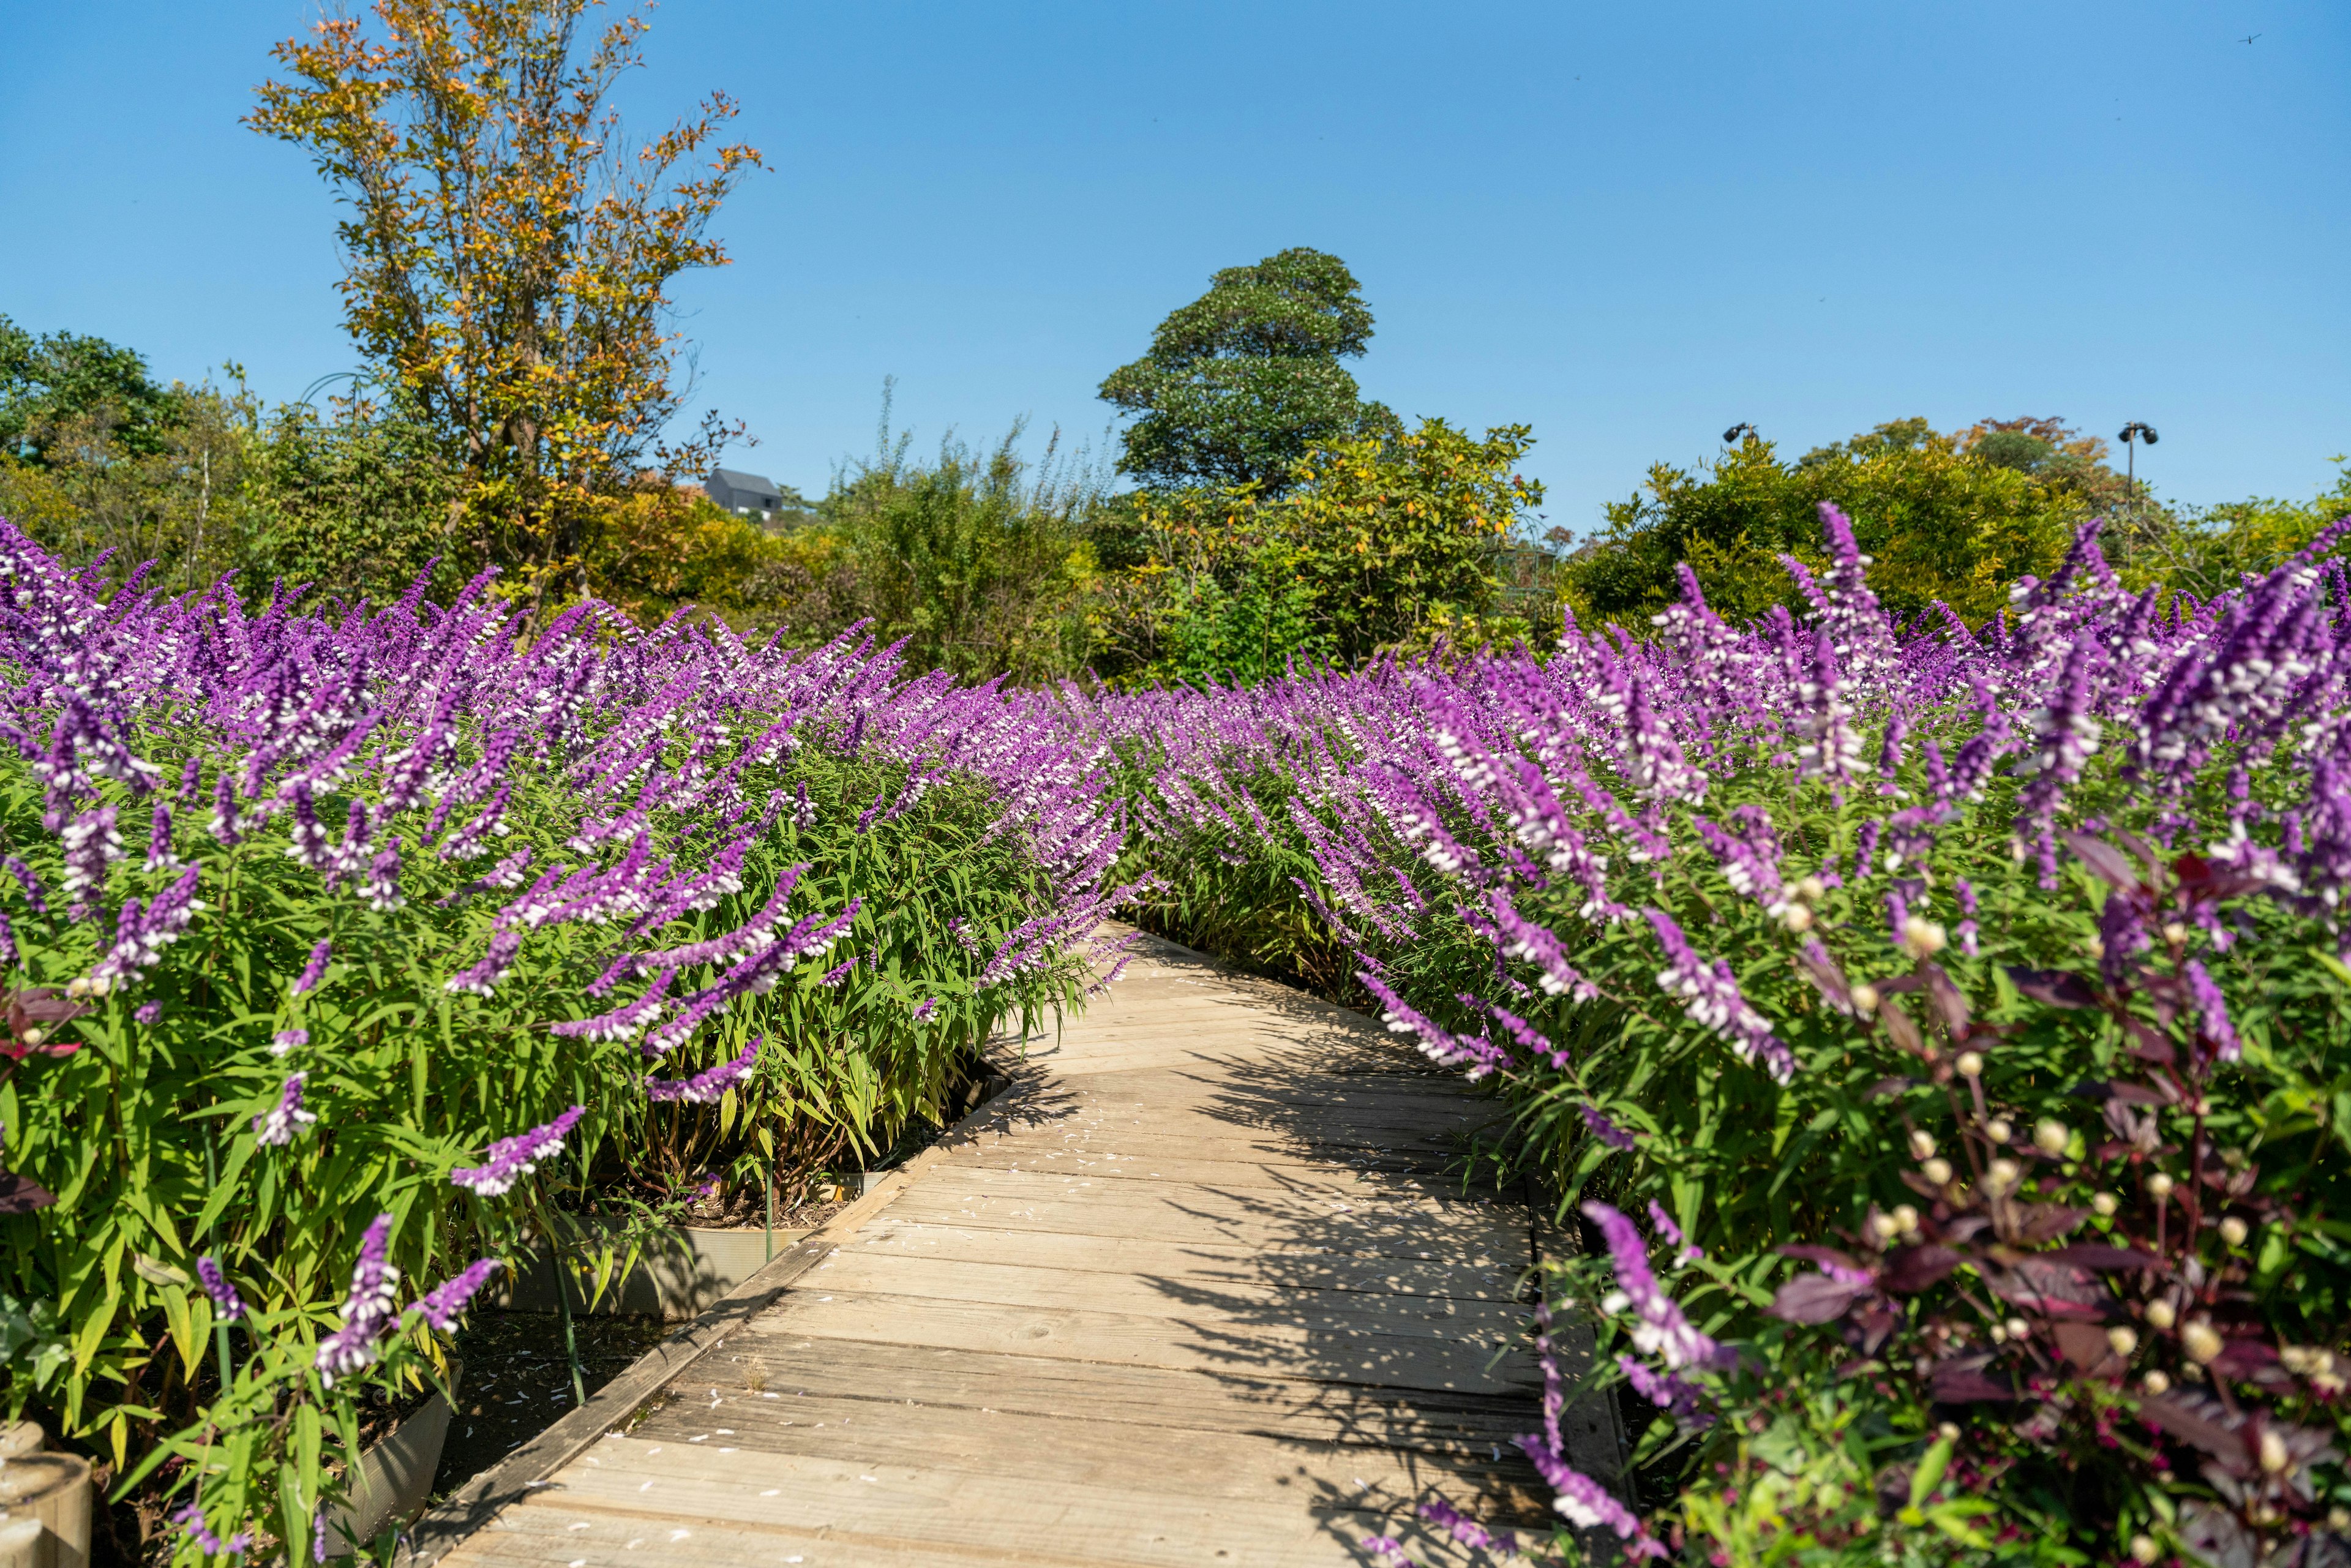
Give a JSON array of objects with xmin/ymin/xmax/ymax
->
[
  {"xmin": 283, "ymin": 781, "xmax": 332, "ymax": 874},
  {"xmin": 444, "ymin": 929, "xmax": 523, "ymax": 996},
  {"xmin": 818, "ymin": 951, "xmax": 858, "ymax": 988},
  {"xmin": 2183, "ymin": 959, "xmax": 2239, "ymax": 1062},
  {"xmin": 195, "ymin": 1256, "xmax": 244, "ymax": 1322},
  {"xmin": 208, "ymin": 770, "xmax": 241, "ymax": 845},
  {"xmin": 253, "ymin": 1072, "xmax": 317, "ymax": 1146},
  {"xmin": 2014, "ymin": 631, "xmax": 2106, "ymax": 888},
  {"xmin": 314, "ymin": 1212, "xmax": 399, "ymax": 1385},
  {"xmin": 171, "ymin": 1502, "xmax": 255, "ymax": 1560},
  {"xmin": 3, "ymin": 855, "xmax": 45, "ymax": 913},
  {"xmin": 271, "ymin": 1029, "xmax": 309, "ymax": 1057},
  {"xmin": 1357, "ymin": 968, "xmax": 1510, "ymax": 1079},
  {"xmin": 409, "ymin": 1257, "xmax": 502, "ymax": 1330},
  {"xmin": 912, "ymin": 996, "xmax": 939, "ymax": 1022},
  {"xmin": 145, "ymin": 800, "xmax": 177, "ymax": 871},
  {"xmin": 1581, "ymin": 1103, "xmax": 1639, "ymax": 1150},
  {"xmin": 59, "ymin": 804, "xmax": 124, "ymax": 909},
  {"xmin": 294, "ymin": 939, "xmax": 332, "ymax": 995},
  {"xmin": 1644, "ymin": 908, "xmax": 1794, "ymax": 1081},
  {"xmin": 451, "ymin": 1105, "xmax": 585, "ymax": 1195},
  {"xmin": 1485, "ymin": 890, "xmax": 1598, "ymax": 998},
  {"xmin": 1620, "ymin": 1355, "xmax": 1712, "ymax": 1425},
  {"xmin": 360, "ymin": 838, "xmax": 403, "ymax": 911},
  {"xmin": 1358, "ymin": 1537, "xmax": 1412, "ymax": 1568},
  {"xmin": 1582, "ymin": 1199, "xmax": 1731, "ymax": 1371},
  {"xmin": 1648, "ymin": 1199, "xmax": 1703, "ymax": 1263},
  {"xmin": 1792, "ymin": 627, "xmax": 1862, "ymax": 788},
  {"xmin": 1515, "ymin": 1432, "xmax": 1667, "ymax": 1558},
  {"xmin": 1417, "ymin": 1496, "xmax": 1517, "ymax": 1555},
  {"xmin": 552, "ymin": 969, "xmax": 677, "ymax": 1041},
  {"xmin": 644, "ymin": 1038, "xmax": 762, "ymax": 1104},
  {"xmin": 134, "ymin": 999, "xmax": 160, "ymax": 1024}
]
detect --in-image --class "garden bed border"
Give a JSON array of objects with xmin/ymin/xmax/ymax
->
[{"xmin": 394, "ymin": 1056, "xmax": 1036, "ymax": 1568}]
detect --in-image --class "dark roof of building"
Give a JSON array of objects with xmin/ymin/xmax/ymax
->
[{"xmin": 708, "ymin": 468, "xmax": 781, "ymax": 495}]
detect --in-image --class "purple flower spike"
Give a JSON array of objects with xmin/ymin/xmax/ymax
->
[
  {"xmin": 271, "ymin": 1029, "xmax": 309, "ymax": 1057},
  {"xmin": 3, "ymin": 855, "xmax": 45, "ymax": 913},
  {"xmin": 253, "ymin": 1072, "xmax": 317, "ymax": 1146},
  {"xmin": 1581, "ymin": 1104, "xmax": 1639, "ymax": 1150},
  {"xmin": 134, "ymin": 1000, "xmax": 161, "ymax": 1024},
  {"xmin": 314, "ymin": 1212, "xmax": 399, "ymax": 1385},
  {"xmin": 444, "ymin": 929, "xmax": 523, "ymax": 996},
  {"xmin": 1419, "ymin": 1495, "xmax": 1517, "ymax": 1555},
  {"xmin": 294, "ymin": 939, "xmax": 332, "ymax": 995},
  {"xmin": 1582, "ymin": 1200, "xmax": 1731, "ymax": 1371},
  {"xmin": 644, "ymin": 1038, "xmax": 762, "ymax": 1104},
  {"xmin": 410, "ymin": 1257, "xmax": 502, "ymax": 1330},
  {"xmin": 2183, "ymin": 959, "xmax": 2240, "ymax": 1062},
  {"xmin": 1517, "ymin": 1432, "xmax": 1667, "ymax": 1558},
  {"xmin": 912, "ymin": 996, "xmax": 939, "ymax": 1022},
  {"xmin": 451, "ymin": 1105, "xmax": 585, "ymax": 1196},
  {"xmin": 1644, "ymin": 908, "xmax": 1794, "ymax": 1082},
  {"xmin": 172, "ymin": 1501, "xmax": 255, "ymax": 1560},
  {"xmin": 196, "ymin": 1256, "xmax": 244, "ymax": 1322}
]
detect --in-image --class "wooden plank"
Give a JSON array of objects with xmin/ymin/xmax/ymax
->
[
  {"xmin": 646, "ymin": 1338, "xmax": 1545, "ymax": 1458},
  {"xmin": 877, "ymin": 1171, "xmax": 1528, "ymax": 1256},
  {"xmin": 481, "ymin": 1436, "xmax": 1491, "ymax": 1568},
  {"xmin": 782, "ymin": 1250, "xmax": 1535, "ymax": 1335},
  {"xmin": 450, "ymin": 1490, "xmax": 1515, "ymax": 1568},
  {"xmin": 620, "ymin": 1390, "xmax": 1550, "ymax": 1517},
  {"xmin": 836, "ymin": 1220, "xmax": 1528, "ymax": 1301},
  {"xmin": 740, "ymin": 1286, "xmax": 1538, "ymax": 1395}
]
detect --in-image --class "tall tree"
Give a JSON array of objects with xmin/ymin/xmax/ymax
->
[
  {"xmin": 1098, "ymin": 247, "xmax": 1398, "ymax": 496},
  {"xmin": 0, "ymin": 316, "xmax": 183, "ymax": 465},
  {"xmin": 249, "ymin": 0, "xmax": 763, "ymax": 601}
]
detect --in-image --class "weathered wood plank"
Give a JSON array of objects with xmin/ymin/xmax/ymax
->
[
  {"xmin": 836, "ymin": 1220, "xmax": 1529, "ymax": 1300},
  {"xmin": 740, "ymin": 1288, "xmax": 1539, "ymax": 1395}
]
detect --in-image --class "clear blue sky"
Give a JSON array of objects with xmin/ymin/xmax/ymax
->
[{"xmin": 2, "ymin": 1, "xmax": 2344, "ymax": 537}]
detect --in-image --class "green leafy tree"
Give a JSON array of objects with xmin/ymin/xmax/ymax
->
[
  {"xmin": 1098, "ymin": 247, "xmax": 1400, "ymax": 495},
  {"xmin": 1104, "ymin": 418, "xmax": 1543, "ymax": 680},
  {"xmin": 0, "ymin": 315, "xmax": 184, "ymax": 465},
  {"xmin": 248, "ymin": 0, "xmax": 765, "ymax": 603},
  {"xmin": 1563, "ymin": 419, "xmax": 2116, "ymax": 628},
  {"xmin": 238, "ymin": 391, "xmax": 471, "ymax": 605}
]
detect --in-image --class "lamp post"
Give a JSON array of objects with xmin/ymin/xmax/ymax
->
[
  {"xmin": 1722, "ymin": 423, "xmax": 1757, "ymax": 446},
  {"xmin": 2118, "ymin": 421, "xmax": 2158, "ymax": 525}
]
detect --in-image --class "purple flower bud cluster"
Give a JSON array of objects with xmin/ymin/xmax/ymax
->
[
  {"xmin": 1644, "ymin": 908, "xmax": 1795, "ymax": 1082},
  {"xmin": 314, "ymin": 1213, "xmax": 399, "ymax": 1384},
  {"xmin": 409, "ymin": 1256, "xmax": 501, "ymax": 1330},
  {"xmin": 450, "ymin": 1106, "xmax": 585, "ymax": 1195},
  {"xmin": 644, "ymin": 1038, "xmax": 762, "ymax": 1103},
  {"xmin": 196, "ymin": 1256, "xmax": 244, "ymax": 1322},
  {"xmin": 253, "ymin": 1072, "xmax": 317, "ymax": 1146}
]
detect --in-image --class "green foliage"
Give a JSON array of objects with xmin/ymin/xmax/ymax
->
[
  {"xmin": 759, "ymin": 412, "xmax": 1107, "ymax": 681},
  {"xmin": 2115, "ymin": 457, "xmax": 2351, "ymax": 599},
  {"xmin": 0, "ymin": 315, "xmax": 186, "ymax": 465},
  {"xmin": 1099, "ymin": 418, "xmax": 1545, "ymax": 681},
  {"xmin": 1098, "ymin": 247, "xmax": 1401, "ymax": 495},
  {"xmin": 1565, "ymin": 421, "xmax": 2100, "ymax": 628},
  {"xmin": 238, "ymin": 393, "xmax": 472, "ymax": 606}
]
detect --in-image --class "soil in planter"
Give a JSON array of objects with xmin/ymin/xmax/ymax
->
[{"xmin": 429, "ymin": 1312, "xmax": 672, "ymax": 1499}]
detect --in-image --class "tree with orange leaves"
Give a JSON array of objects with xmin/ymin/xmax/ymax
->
[{"xmin": 248, "ymin": 0, "xmax": 763, "ymax": 604}]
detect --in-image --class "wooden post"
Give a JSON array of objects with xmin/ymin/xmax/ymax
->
[
  {"xmin": 0, "ymin": 1452, "xmax": 91, "ymax": 1568},
  {"xmin": 0, "ymin": 1425, "xmax": 37, "ymax": 1461}
]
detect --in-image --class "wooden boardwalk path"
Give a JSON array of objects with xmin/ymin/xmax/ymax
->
[{"xmin": 417, "ymin": 931, "xmax": 1618, "ymax": 1568}]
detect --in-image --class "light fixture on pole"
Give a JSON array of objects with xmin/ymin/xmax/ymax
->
[
  {"xmin": 1722, "ymin": 422, "xmax": 1757, "ymax": 446},
  {"xmin": 2125, "ymin": 423, "xmax": 2153, "ymax": 527}
]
